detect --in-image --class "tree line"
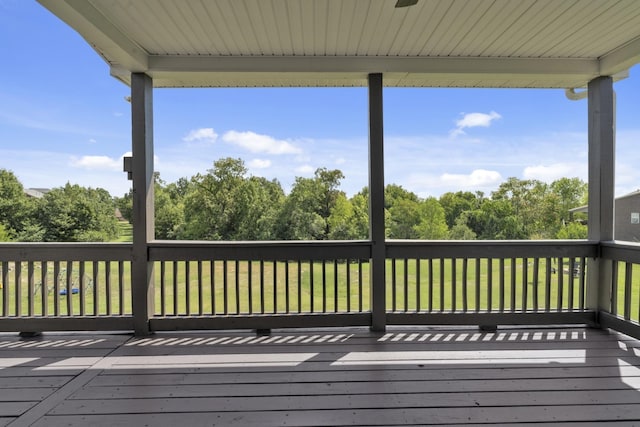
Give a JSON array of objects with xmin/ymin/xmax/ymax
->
[
  {"xmin": 115, "ymin": 157, "xmax": 588, "ymax": 241},
  {"xmin": 0, "ymin": 160, "xmax": 587, "ymax": 242}
]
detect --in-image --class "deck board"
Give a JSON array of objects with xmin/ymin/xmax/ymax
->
[{"xmin": 2, "ymin": 327, "xmax": 640, "ymax": 426}]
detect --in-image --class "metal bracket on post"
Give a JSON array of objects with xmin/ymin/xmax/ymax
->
[{"xmin": 123, "ymin": 156, "xmax": 133, "ymax": 180}]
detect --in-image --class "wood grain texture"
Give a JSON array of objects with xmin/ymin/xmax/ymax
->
[{"xmin": 2, "ymin": 327, "xmax": 640, "ymax": 426}]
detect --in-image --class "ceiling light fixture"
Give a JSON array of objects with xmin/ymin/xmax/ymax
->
[{"xmin": 395, "ymin": 0, "xmax": 419, "ymax": 7}]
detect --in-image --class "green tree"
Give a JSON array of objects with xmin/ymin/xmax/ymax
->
[
  {"xmin": 37, "ymin": 184, "xmax": 118, "ymax": 242},
  {"xmin": 182, "ymin": 158, "xmax": 284, "ymax": 240},
  {"xmin": 0, "ymin": 169, "xmax": 35, "ymax": 238},
  {"xmin": 0, "ymin": 224, "xmax": 10, "ymax": 242},
  {"xmin": 385, "ymin": 185, "xmax": 421, "ymax": 239},
  {"xmin": 414, "ymin": 197, "xmax": 449, "ymax": 239},
  {"xmin": 439, "ymin": 191, "xmax": 482, "ymax": 229},
  {"xmin": 276, "ymin": 168, "xmax": 344, "ymax": 240},
  {"xmin": 154, "ymin": 175, "xmax": 186, "ymax": 240},
  {"xmin": 556, "ymin": 221, "xmax": 588, "ymax": 239},
  {"xmin": 466, "ymin": 198, "xmax": 526, "ymax": 240},
  {"xmin": 449, "ymin": 213, "xmax": 477, "ymax": 240}
]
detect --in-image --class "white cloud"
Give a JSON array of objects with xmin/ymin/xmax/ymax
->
[
  {"xmin": 335, "ymin": 157, "xmax": 346, "ymax": 165},
  {"xmin": 450, "ymin": 111, "xmax": 501, "ymax": 137},
  {"xmin": 440, "ymin": 169, "xmax": 503, "ymax": 187},
  {"xmin": 70, "ymin": 155, "xmax": 120, "ymax": 171},
  {"xmin": 248, "ymin": 158, "xmax": 271, "ymax": 169},
  {"xmin": 89, "ymin": 138, "xmax": 97, "ymax": 144},
  {"xmin": 222, "ymin": 130, "xmax": 302, "ymax": 155},
  {"xmin": 523, "ymin": 163, "xmax": 586, "ymax": 182},
  {"xmin": 183, "ymin": 127, "xmax": 218, "ymax": 144},
  {"xmin": 295, "ymin": 165, "xmax": 315, "ymax": 175}
]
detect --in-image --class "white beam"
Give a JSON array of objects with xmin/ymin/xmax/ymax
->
[
  {"xmin": 148, "ymin": 55, "xmax": 598, "ymax": 77},
  {"xmin": 599, "ymin": 36, "xmax": 640, "ymax": 77}
]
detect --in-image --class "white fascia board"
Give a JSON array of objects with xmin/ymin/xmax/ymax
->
[
  {"xmin": 149, "ymin": 55, "xmax": 598, "ymax": 76},
  {"xmin": 599, "ymin": 36, "xmax": 640, "ymax": 77},
  {"xmin": 38, "ymin": 0, "xmax": 148, "ymax": 72},
  {"xmin": 145, "ymin": 55, "xmax": 599, "ymax": 88}
]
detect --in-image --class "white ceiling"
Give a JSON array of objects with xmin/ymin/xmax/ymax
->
[{"xmin": 38, "ymin": 0, "xmax": 640, "ymax": 88}]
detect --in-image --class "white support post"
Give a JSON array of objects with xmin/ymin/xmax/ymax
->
[
  {"xmin": 130, "ymin": 73, "xmax": 155, "ymax": 336},
  {"xmin": 586, "ymin": 76, "xmax": 615, "ymax": 314},
  {"xmin": 368, "ymin": 73, "xmax": 386, "ymax": 332}
]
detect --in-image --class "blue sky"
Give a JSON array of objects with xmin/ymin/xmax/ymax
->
[{"xmin": 1, "ymin": 1, "xmax": 639, "ymax": 199}]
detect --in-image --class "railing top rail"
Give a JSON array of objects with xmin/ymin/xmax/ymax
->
[
  {"xmin": 149, "ymin": 240, "xmax": 372, "ymax": 261},
  {"xmin": 0, "ymin": 243, "xmax": 132, "ymax": 262},
  {"xmin": 601, "ymin": 240, "xmax": 640, "ymax": 264},
  {"xmin": 387, "ymin": 239, "xmax": 598, "ymax": 259}
]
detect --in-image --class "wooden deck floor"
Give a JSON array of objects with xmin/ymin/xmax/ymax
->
[{"xmin": 1, "ymin": 326, "xmax": 640, "ymax": 426}]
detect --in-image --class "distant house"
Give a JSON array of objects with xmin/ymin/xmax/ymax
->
[
  {"xmin": 570, "ymin": 190, "xmax": 640, "ymax": 242},
  {"xmin": 24, "ymin": 188, "xmax": 50, "ymax": 199}
]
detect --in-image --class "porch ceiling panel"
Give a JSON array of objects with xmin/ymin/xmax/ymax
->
[{"xmin": 38, "ymin": 0, "xmax": 640, "ymax": 88}]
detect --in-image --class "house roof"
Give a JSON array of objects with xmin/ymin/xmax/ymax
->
[
  {"xmin": 38, "ymin": 0, "xmax": 640, "ymax": 89},
  {"xmin": 569, "ymin": 189, "xmax": 640, "ymax": 214}
]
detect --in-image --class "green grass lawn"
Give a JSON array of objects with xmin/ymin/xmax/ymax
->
[{"xmin": 113, "ymin": 222, "xmax": 133, "ymax": 242}]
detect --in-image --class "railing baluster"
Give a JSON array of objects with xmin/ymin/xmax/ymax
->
[
  {"xmin": 510, "ymin": 258, "xmax": 516, "ymax": 312},
  {"xmin": 211, "ymin": 261, "xmax": 216, "ymax": 315},
  {"xmin": 273, "ymin": 260, "xmax": 277, "ymax": 314},
  {"xmin": 439, "ymin": 259, "xmax": 445, "ymax": 312},
  {"xmin": 41, "ymin": 261, "xmax": 48, "ymax": 317},
  {"xmin": 92, "ymin": 261, "xmax": 99, "ymax": 316},
  {"xmin": 391, "ymin": 259, "xmax": 397, "ymax": 312},
  {"xmin": 451, "ymin": 258, "xmax": 457, "ymax": 312},
  {"xmin": 474, "ymin": 258, "xmax": 481, "ymax": 312},
  {"xmin": 1, "ymin": 261, "xmax": 7, "ymax": 316},
  {"xmin": 428, "ymin": 259, "xmax": 433, "ymax": 313},
  {"xmin": 358, "ymin": 260, "xmax": 363, "ymax": 312},
  {"xmin": 415, "ymin": 259, "xmax": 421, "ymax": 312},
  {"xmin": 79, "ymin": 262, "xmax": 86, "ymax": 316},
  {"xmin": 532, "ymin": 258, "xmax": 539, "ymax": 312},
  {"xmin": 259, "ymin": 260, "xmax": 265, "ymax": 314},
  {"xmin": 310, "ymin": 260, "xmax": 314, "ymax": 313},
  {"xmin": 298, "ymin": 261, "xmax": 303, "ymax": 313},
  {"xmin": 66, "ymin": 261, "xmax": 74, "ymax": 316},
  {"xmin": 403, "ymin": 258, "xmax": 408, "ymax": 313},
  {"xmin": 487, "ymin": 259, "xmax": 493, "ymax": 312},
  {"xmin": 119, "ymin": 261, "xmax": 125, "ymax": 315},
  {"xmin": 499, "ymin": 258, "xmax": 505, "ymax": 312},
  {"xmin": 522, "ymin": 258, "xmax": 528, "ymax": 311},
  {"xmin": 568, "ymin": 258, "xmax": 575, "ymax": 311},
  {"xmin": 624, "ymin": 262, "xmax": 633, "ymax": 320},
  {"xmin": 15, "ymin": 261, "xmax": 22, "ymax": 317},
  {"xmin": 237, "ymin": 260, "xmax": 241, "ymax": 315},
  {"xmin": 172, "ymin": 261, "xmax": 178, "ymax": 315},
  {"xmin": 248, "ymin": 260, "xmax": 253, "ymax": 314},
  {"xmin": 285, "ymin": 260, "xmax": 290, "ymax": 314},
  {"xmin": 27, "ymin": 261, "xmax": 35, "ymax": 317},
  {"xmin": 335, "ymin": 259, "xmax": 339, "ymax": 313},
  {"xmin": 557, "ymin": 258, "xmax": 564, "ymax": 311},
  {"xmin": 322, "ymin": 260, "xmax": 327, "ymax": 313},
  {"xmin": 105, "ymin": 261, "xmax": 112, "ymax": 316},
  {"xmin": 545, "ymin": 258, "xmax": 552, "ymax": 312},
  {"xmin": 462, "ymin": 258, "xmax": 468, "ymax": 312},
  {"xmin": 346, "ymin": 260, "xmax": 351, "ymax": 312},
  {"xmin": 223, "ymin": 260, "xmax": 229, "ymax": 315},
  {"xmin": 185, "ymin": 261, "xmax": 191, "ymax": 315},
  {"xmin": 160, "ymin": 262, "xmax": 166, "ymax": 316},
  {"xmin": 53, "ymin": 261, "xmax": 60, "ymax": 316},
  {"xmin": 198, "ymin": 261, "xmax": 203, "ymax": 315},
  {"xmin": 579, "ymin": 257, "xmax": 586, "ymax": 310},
  {"xmin": 611, "ymin": 261, "xmax": 619, "ymax": 316}
]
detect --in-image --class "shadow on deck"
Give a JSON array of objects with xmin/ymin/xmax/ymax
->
[{"xmin": 2, "ymin": 326, "xmax": 640, "ymax": 426}]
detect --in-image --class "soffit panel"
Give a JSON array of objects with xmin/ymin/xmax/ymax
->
[{"xmin": 38, "ymin": 0, "xmax": 640, "ymax": 88}]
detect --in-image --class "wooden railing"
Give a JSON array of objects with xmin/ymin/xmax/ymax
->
[
  {"xmin": 599, "ymin": 242, "xmax": 640, "ymax": 338},
  {"xmin": 6, "ymin": 239, "xmax": 640, "ymax": 335}
]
